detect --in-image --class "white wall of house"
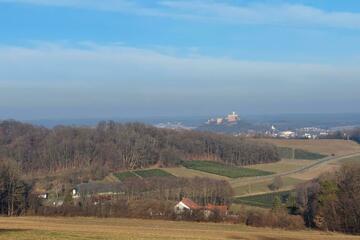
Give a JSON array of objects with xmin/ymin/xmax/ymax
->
[{"xmin": 174, "ymin": 201, "xmax": 190, "ymax": 214}]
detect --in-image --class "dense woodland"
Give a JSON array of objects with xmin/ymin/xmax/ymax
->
[
  {"xmin": 0, "ymin": 120, "xmax": 279, "ymax": 173},
  {"xmin": 296, "ymin": 163, "xmax": 360, "ymax": 234}
]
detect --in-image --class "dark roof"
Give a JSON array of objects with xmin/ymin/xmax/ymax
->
[{"xmin": 75, "ymin": 182, "xmax": 125, "ymax": 195}]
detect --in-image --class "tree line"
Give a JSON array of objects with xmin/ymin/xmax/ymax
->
[
  {"xmin": 0, "ymin": 120, "xmax": 279, "ymax": 173},
  {"xmin": 324, "ymin": 128, "xmax": 360, "ymax": 143}
]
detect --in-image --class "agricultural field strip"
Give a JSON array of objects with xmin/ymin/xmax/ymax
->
[
  {"xmin": 0, "ymin": 217, "xmax": 358, "ymax": 240},
  {"xmin": 164, "ymin": 166, "xmax": 230, "ymax": 180},
  {"xmin": 230, "ymin": 152, "xmax": 360, "ymax": 195},
  {"xmin": 182, "ymin": 160, "xmax": 273, "ymax": 178}
]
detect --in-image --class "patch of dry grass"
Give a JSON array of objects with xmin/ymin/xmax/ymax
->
[
  {"xmin": 0, "ymin": 217, "xmax": 358, "ymax": 240},
  {"xmin": 338, "ymin": 155, "xmax": 360, "ymax": 165},
  {"xmin": 247, "ymin": 160, "xmax": 313, "ymax": 173},
  {"xmin": 258, "ymin": 139, "xmax": 360, "ymax": 156},
  {"xmin": 232, "ymin": 177, "xmax": 305, "ymax": 196}
]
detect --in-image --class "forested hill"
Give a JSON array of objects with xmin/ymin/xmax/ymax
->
[{"xmin": 0, "ymin": 120, "xmax": 279, "ymax": 173}]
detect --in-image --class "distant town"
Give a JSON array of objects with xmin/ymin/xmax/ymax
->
[{"xmin": 153, "ymin": 111, "xmax": 355, "ymax": 139}]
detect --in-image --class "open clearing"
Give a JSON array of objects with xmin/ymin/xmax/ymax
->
[
  {"xmin": 0, "ymin": 217, "xmax": 359, "ymax": 240},
  {"xmin": 259, "ymin": 139, "xmax": 360, "ymax": 156}
]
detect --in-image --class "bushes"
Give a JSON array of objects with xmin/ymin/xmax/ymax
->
[
  {"xmin": 268, "ymin": 176, "xmax": 284, "ymax": 191},
  {"xmin": 247, "ymin": 211, "xmax": 304, "ymax": 230}
]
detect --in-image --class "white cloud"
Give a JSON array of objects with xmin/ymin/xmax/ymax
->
[
  {"xmin": 159, "ymin": 1, "xmax": 360, "ymax": 29},
  {"xmin": 1, "ymin": 0, "xmax": 360, "ymax": 29},
  {"xmin": 0, "ymin": 42, "xmax": 359, "ymax": 116},
  {"xmin": 0, "ymin": 42, "xmax": 359, "ymax": 90}
]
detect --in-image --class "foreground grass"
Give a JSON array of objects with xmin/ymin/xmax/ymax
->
[
  {"xmin": 182, "ymin": 161, "xmax": 273, "ymax": 178},
  {"xmin": 0, "ymin": 217, "xmax": 358, "ymax": 240}
]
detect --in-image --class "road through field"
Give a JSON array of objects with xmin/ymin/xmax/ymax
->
[{"xmin": 231, "ymin": 152, "xmax": 360, "ymax": 197}]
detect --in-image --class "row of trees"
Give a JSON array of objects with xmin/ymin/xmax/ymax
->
[
  {"xmin": 0, "ymin": 120, "xmax": 279, "ymax": 173},
  {"xmin": 325, "ymin": 128, "xmax": 360, "ymax": 143},
  {"xmin": 295, "ymin": 163, "xmax": 360, "ymax": 234}
]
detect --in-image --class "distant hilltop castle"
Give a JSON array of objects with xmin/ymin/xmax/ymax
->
[{"xmin": 206, "ymin": 111, "xmax": 240, "ymax": 125}]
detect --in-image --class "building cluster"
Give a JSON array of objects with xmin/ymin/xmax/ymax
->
[
  {"xmin": 155, "ymin": 122, "xmax": 195, "ymax": 130},
  {"xmin": 206, "ymin": 112, "xmax": 240, "ymax": 125},
  {"xmin": 37, "ymin": 183, "xmax": 228, "ymax": 219},
  {"xmin": 265, "ymin": 126, "xmax": 330, "ymax": 139},
  {"xmin": 174, "ymin": 197, "xmax": 228, "ymax": 218}
]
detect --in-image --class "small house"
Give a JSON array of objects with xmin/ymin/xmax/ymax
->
[
  {"xmin": 174, "ymin": 198, "xmax": 228, "ymax": 217},
  {"xmin": 174, "ymin": 197, "xmax": 201, "ymax": 214},
  {"xmin": 204, "ymin": 204, "xmax": 228, "ymax": 217}
]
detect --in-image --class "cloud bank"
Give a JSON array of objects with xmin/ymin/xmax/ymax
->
[{"xmin": 0, "ymin": 42, "xmax": 359, "ymax": 118}]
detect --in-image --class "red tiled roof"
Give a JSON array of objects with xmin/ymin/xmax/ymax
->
[
  {"xmin": 206, "ymin": 204, "xmax": 228, "ymax": 215},
  {"xmin": 181, "ymin": 198, "xmax": 201, "ymax": 210}
]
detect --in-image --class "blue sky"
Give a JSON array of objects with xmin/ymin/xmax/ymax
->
[{"xmin": 1, "ymin": 0, "xmax": 360, "ymax": 119}]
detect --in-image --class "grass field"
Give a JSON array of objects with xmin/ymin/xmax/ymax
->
[
  {"xmin": 234, "ymin": 190, "xmax": 294, "ymax": 208},
  {"xmin": 338, "ymin": 155, "xmax": 360, "ymax": 165},
  {"xmin": 0, "ymin": 217, "xmax": 358, "ymax": 240},
  {"xmin": 247, "ymin": 159, "xmax": 313, "ymax": 173},
  {"xmin": 182, "ymin": 161, "xmax": 273, "ymax": 178},
  {"xmin": 278, "ymin": 147, "xmax": 327, "ymax": 160},
  {"xmin": 114, "ymin": 171, "xmax": 138, "ymax": 180},
  {"xmin": 260, "ymin": 139, "xmax": 360, "ymax": 156},
  {"xmin": 232, "ymin": 176, "xmax": 304, "ymax": 196}
]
